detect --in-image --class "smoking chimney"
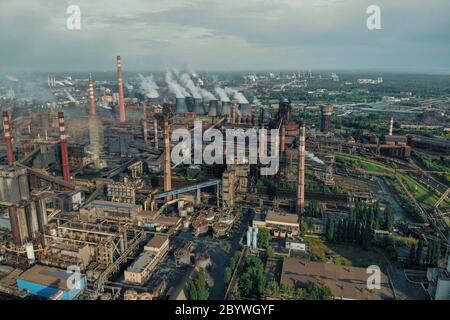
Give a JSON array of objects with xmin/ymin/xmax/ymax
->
[
  {"xmin": 116, "ymin": 56, "xmax": 126, "ymax": 122},
  {"xmin": 163, "ymin": 116, "xmax": 172, "ymax": 201},
  {"xmin": 193, "ymin": 98, "xmax": 205, "ymax": 115},
  {"xmin": 88, "ymin": 78, "xmax": 96, "ymax": 116},
  {"xmin": 389, "ymin": 117, "xmax": 394, "ymax": 136},
  {"xmin": 320, "ymin": 105, "xmax": 333, "ymax": 133},
  {"xmin": 175, "ymin": 98, "xmax": 188, "ymax": 114},
  {"xmin": 2, "ymin": 111, "xmax": 14, "ymax": 167},
  {"xmin": 297, "ymin": 122, "xmax": 306, "ymax": 217},
  {"xmin": 58, "ymin": 112, "xmax": 71, "ymax": 185}
]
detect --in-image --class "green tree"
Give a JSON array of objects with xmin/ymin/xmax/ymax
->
[
  {"xmin": 326, "ymin": 218, "xmax": 335, "ymax": 241},
  {"xmin": 224, "ymin": 267, "xmax": 233, "ymax": 284},
  {"xmin": 384, "ymin": 207, "xmax": 395, "ymax": 233},
  {"xmin": 266, "ymin": 245, "xmax": 275, "ymax": 259},
  {"xmin": 187, "ymin": 269, "xmax": 210, "ymax": 300},
  {"xmin": 257, "ymin": 228, "xmax": 271, "ymax": 249},
  {"xmin": 265, "ymin": 281, "xmax": 280, "ymax": 297},
  {"xmin": 282, "ymin": 284, "xmax": 294, "ymax": 299}
]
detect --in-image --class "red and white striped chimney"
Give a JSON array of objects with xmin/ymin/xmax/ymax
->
[
  {"xmin": 116, "ymin": 55, "xmax": 126, "ymax": 123},
  {"xmin": 2, "ymin": 111, "xmax": 14, "ymax": 167},
  {"xmin": 58, "ymin": 112, "xmax": 71, "ymax": 183},
  {"xmin": 88, "ymin": 78, "xmax": 96, "ymax": 116}
]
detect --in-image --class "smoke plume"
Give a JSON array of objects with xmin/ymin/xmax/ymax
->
[
  {"xmin": 225, "ymin": 87, "xmax": 249, "ymax": 104},
  {"xmin": 305, "ymin": 151, "xmax": 324, "ymax": 165},
  {"xmin": 165, "ymin": 69, "xmax": 190, "ymax": 98},
  {"xmin": 138, "ymin": 74, "xmax": 159, "ymax": 98},
  {"xmin": 214, "ymin": 87, "xmax": 230, "ymax": 102}
]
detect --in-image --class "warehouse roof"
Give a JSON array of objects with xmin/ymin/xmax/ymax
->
[
  {"xmin": 280, "ymin": 257, "xmax": 394, "ymax": 300},
  {"xmin": 266, "ymin": 210, "xmax": 299, "ymax": 225},
  {"xmin": 18, "ymin": 265, "xmax": 75, "ymax": 291},
  {"xmin": 145, "ymin": 234, "xmax": 169, "ymax": 251}
]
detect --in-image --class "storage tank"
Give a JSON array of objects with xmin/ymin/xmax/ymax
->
[
  {"xmin": 252, "ymin": 226, "xmax": 258, "ymax": 249},
  {"xmin": 25, "ymin": 242, "xmax": 35, "ymax": 263},
  {"xmin": 246, "ymin": 227, "xmax": 252, "ymax": 247}
]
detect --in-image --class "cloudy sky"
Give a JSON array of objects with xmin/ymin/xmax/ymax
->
[{"xmin": 1, "ymin": 0, "xmax": 449, "ymax": 73}]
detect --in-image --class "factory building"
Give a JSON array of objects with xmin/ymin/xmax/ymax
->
[
  {"xmin": 17, "ymin": 264, "xmax": 87, "ymax": 300},
  {"xmin": 144, "ymin": 234, "xmax": 169, "ymax": 256},
  {"xmin": 124, "ymin": 251, "xmax": 160, "ymax": 285}
]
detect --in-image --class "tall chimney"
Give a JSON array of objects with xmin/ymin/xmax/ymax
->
[
  {"xmin": 280, "ymin": 124, "xmax": 286, "ymax": 155},
  {"xmin": 320, "ymin": 105, "xmax": 333, "ymax": 133},
  {"xmin": 297, "ymin": 122, "xmax": 306, "ymax": 217},
  {"xmin": 163, "ymin": 116, "xmax": 172, "ymax": 201},
  {"xmin": 154, "ymin": 118, "xmax": 158, "ymax": 150},
  {"xmin": 2, "ymin": 111, "xmax": 14, "ymax": 167},
  {"xmin": 88, "ymin": 78, "xmax": 96, "ymax": 116},
  {"xmin": 116, "ymin": 55, "xmax": 126, "ymax": 122},
  {"xmin": 58, "ymin": 112, "xmax": 71, "ymax": 184},
  {"xmin": 142, "ymin": 103, "xmax": 148, "ymax": 143},
  {"xmin": 389, "ymin": 117, "xmax": 394, "ymax": 136}
]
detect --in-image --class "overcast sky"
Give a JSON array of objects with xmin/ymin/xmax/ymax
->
[{"xmin": 1, "ymin": 0, "xmax": 449, "ymax": 73}]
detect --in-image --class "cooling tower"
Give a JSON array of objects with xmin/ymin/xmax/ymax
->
[
  {"xmin": 221, "ymin": 101, "xmax": 232, "ymax": 117},
  {"xmin": 193, "ymin": 98, "xmax": 205, "ymax": 115},
  {"xmin": 185, "ymin": 96, "xmax": 195, "ymax": 113},
  {"xmin": 175, "ymin": 98, "xmax": 189, "ymax": 114},
  {"xmin": 239, "ymin": 103, "xmax": 252, "ymax": 117},
  {"xmin": 208, "ymin": 100, "xmax": 218, "ymax": 117}
]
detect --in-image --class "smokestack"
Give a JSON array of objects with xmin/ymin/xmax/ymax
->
[
  {"xmin": 143, "ymin": 103, "xmax": 148, "ymax": 143},
  {"xmin": 193, "ymin": 98, "xmax": 205, "ymax": 115},
  {"xmin": 389, "ymin": 117, "xmax": 394, "ymax": 136},
  {"xmin": 154, "ymin": 118, "xmax": 158, "ymax": 150},
  {"xmin": 88, "ymin": 78, "xmax": 96, "ymax": 116},
  {"xmin": 280, "ymin": 124, "xmax": 286, "ymax": 154},
  {"xmin": 2, "ymin": 111, "xmax": 14, "ymax": 167},
  {"xmin": 58, "ymin": 112, "xmax": 71, "ymax": 185},
  {"xmin": 116, "ymin": 56, "xmax": 126, "ymax": 122},
  {"xmin": 175, "ymin": 98, "xmax": 188, "ymax": 114},
  {"xmin": 163, "ymin": 116, "xmax": 172, "ymax": 201},
  {"xmin": 208, "ymin": 100, "xmax": 218, "ymax": 117},
  {"xmin": 320, "ymin": 105, "xmax": 333, "ymax": 133},
  {"xmin": 221, "ymin": 101, "xmax": 232, "ymax": 117},
  {"xmin": 297, "ymin": 122, "xmax": 306, "ymax": 217}
]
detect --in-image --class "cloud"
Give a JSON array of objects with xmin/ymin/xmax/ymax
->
[{"xmin": 0, "ymin": 0, "xmax": 449, "ymax": 72}]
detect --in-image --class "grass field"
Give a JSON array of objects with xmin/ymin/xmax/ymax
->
[
  {"xmin": 304, "ymin": 237, "xmax": 388, "ymax": 269},
  {"xmin": 335, "ymin": 153, "xmax": 394, "ymax": 174}
]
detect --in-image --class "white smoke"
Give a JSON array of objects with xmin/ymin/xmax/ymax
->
[
  {"xmin": 179, "ymin": 73, "xmax": 202, "ymax": 99},
  {"xmin": 138, "ymin": 74, "xmax": 159, "ymax": 98},
  {"xmin": 225, "ymin": 87, "xmax": 249, "ymax": 104},
  {"xmin": 305, "ymin": 151, "xmax": 324, "ymax": 165},
  {"xmin": 165, "ymin": 69, "xmax": 190, "ymax": 98},
  {"xmin": 200, "ymin": 88, "xmax": 216, "ymax": 101},
  {"xmin": 64, "ymin": 89, "xmax": 76, "ymax": 103},
  {"xmin": 6, "ymin": 75, "xmax": 18, "ymax": 82},
  {"xmin": 214, "ymin": 87, "xmax": 230, "ymax": 102}
]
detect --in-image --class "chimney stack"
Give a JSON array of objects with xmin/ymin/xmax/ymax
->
[
  {"xmin": 116, "ymin": 56, "xmax": 126, "ymax": 122},
  {"xmin": 280, "ymin": 124, "xmax": 286, "ymax": 155},
  {"xmin": 154, "ymin": 118, "xmax": 159, "ymax": 150},
  {"xmin": 163, "ymin": 116, "xmax": 172, "ymax": 201},
  {"xmin": 389, "ymin": 117, "xmax": 394, "ymax": 136},
  {"xmin": 142, "ymin": 103, "xmax": 148, "ymax": 143},
  {"xmin": 2, "ymin": 111, "xmax": 14, "ymax": 167},
  {"xmin": 58, "ymin": 112, "xmax": 71, "ymax": 184},
  {"xmin": 320, "ymin": 105, "xmax": 333, "ymax": 133},
  {"xmin": 88, "ymin": 78, "xmax": 96, "ymax": 116},
  {"xmin": 297, "ymin": 122, "xmax": 306, "ymax": 217}
]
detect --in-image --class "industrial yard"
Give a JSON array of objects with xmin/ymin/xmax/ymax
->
[{"xmin": 0, "ymin": 0, "xmax": 450, "ymax": 305}]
